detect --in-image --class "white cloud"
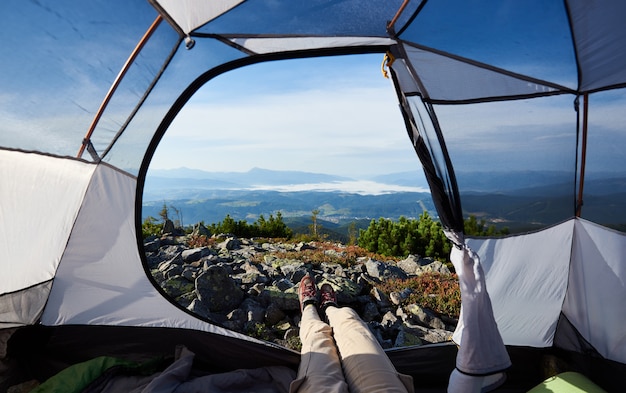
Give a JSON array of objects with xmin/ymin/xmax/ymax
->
[
  {"xmin": 247, "ymin": 180, "xmax": 430, "ymax": 195},
  {"xmin": 151, "ymin": 58, "xmax": 419, "ymax": 177}
]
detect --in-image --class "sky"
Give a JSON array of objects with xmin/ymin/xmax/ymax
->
[
  {"xmin": 149, "ymin": 54, "xmax": 424, "ymax": 179},
  {"xmin": 3, "ymin": 0, "xmax": 626, "ymax": 185}
]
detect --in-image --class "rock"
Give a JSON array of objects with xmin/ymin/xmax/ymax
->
[
  {"xmin": 187, "ymin": 298, "xmax": 210, "ymax": 319},
  {"xmin": 218, "ymin": 237, "xmax": 241, "ymax": 250},
  {"xmin": 320, "ymin": 274, "xmax": 361, "ymax": 304},
  {"xmin": 182, "ymin": 247, "xmax": 209, "ymax": 263},
  {"xmin": 405, "ymin": 304, "xmax": 446, "ymax": 330},
  {"xmin": 196, "ymin": 265, "xmax": 244, "ymax": 312},
  {"xmin": 361, "ymin": 302, "xmax": 380, "ymax": 322},
  {"xmin": 294, "ymin": 242, "xmax": 315, "ymax": 252},
  {"xmin": 161, "ymin": 219, "xmax": 175, "ymax": 235},
  {"xmin": 264, "ymin": 286, "xmax": 299, "ymax": 311},
  {"xmin": 143, "ymin": 238, "xmax": 161, "ymax": 253},
  {"xmin": 397, "ymin": 254, "xmax": 421, "ymax": 275},
  {"xmin": 364, "ymin": 258, "xmax": 408, "ymax": 281},
  {"xmin": 192, "ymin": 223, "xmax": 212, "ymax": 237},
  {"xmin": 371, "ymin": 287, "xmax": 392, "ymax": 309},
  {"xmin": 275, "ymin": 278, "xmax": 294, "ymax": 292},
  {"xmin": 416, "ymin": 260, "xmax": 451, "ymax": 275},
  {"xmin": 146, "ymin": 234, "xmax": 457, "ymax": 348},
  {"xmin": 394, "ymin": 327, "xmax": 423, "ymax": 347},
  {"xmin": 265, "ymin": 302, "xmax": 286, "ymax": 325},
  {"xmin": 161, "ymin": 275, "xmax": 194, "ymax": 298}
]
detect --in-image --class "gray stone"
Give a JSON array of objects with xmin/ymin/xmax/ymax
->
[
  {"xmin": 364, "ymin": 258, "xmax": 408, "ymax": 281},
  {"xmin": 416, "ymin": 260, "xmax": 451, "ymax": 275},
  {"xmin": 218, "ymin": 237, "xmax": 241, "ymax": 250},
  {"xmin": 161, "ymin": 219, "xmax": 175, "ymax": 235},
  {"xmin": 265, "ymin": 302, "xmax": 286, "ymax": 325},
  {"xmin": 361, "ymin": 302, "xmax": 380, "ymax": 322},
  {"xmin": 195, "ymin": 265, "xmax": 244, "ymax": 312},
  {"xmin": 143, "ymin": 239, "xmax": 161, "ymax": 253},
  {"xmin": 192, "ymin": 223, "xmax": 212, "ymax": 237},
  {"xmin": 397, "ymin": 254, "xmax": 421, "ymax": 275},
  {"xmin": 161, "ymin": 275, "xmax": 194, "ymax": 298},
  {"xmin": 182, "ymin": 247, "xmax": 209, "ymax": 263}
]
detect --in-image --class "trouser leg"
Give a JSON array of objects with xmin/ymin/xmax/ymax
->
[
  {"xmin": 289, "ymin": 304, "xmax": 348, "ymax": 393},
  {"xmin": 326, "ymin": 306, "xmax": 413, "ymax": 393}
]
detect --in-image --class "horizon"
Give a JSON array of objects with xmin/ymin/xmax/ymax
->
[{"xmin": 147, "ymin": 54, "xmax": 425, "ymax": 179}]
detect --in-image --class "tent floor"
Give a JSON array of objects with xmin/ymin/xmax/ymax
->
[{"xmin": 2, "ymin": 325, "xmax": 624, "ymax": 392}]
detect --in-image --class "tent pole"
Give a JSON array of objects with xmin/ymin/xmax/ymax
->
[
  {"xmin": 77, "ymin": 14, "xmax": 163, "ymax": 159},
  {"xmin": 387, "ymin": 0, "xmax": 411, "ymax": 31},
  {"xmin": 576, "ymin": 93, "xmax": 589, "ymax": 217}
]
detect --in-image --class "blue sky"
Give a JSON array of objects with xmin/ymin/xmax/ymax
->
[
  {"xmin": 3, "ymin": 0, "xmax": 625, "ymax": 186},
  {"xmin": 149, "ymin": 54, "xmax": 425, "ymax": 179}
]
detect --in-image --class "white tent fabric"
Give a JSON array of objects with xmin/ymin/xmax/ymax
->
[
  {"xmin": 568, "ymin": 0, "xmax": 626, "ymax": 92},
  {"xmin": 40, "ymin": 162, "xmax": 263, "ymax": 344},
  {"xmin": 467, "ymin": 218, "xmax": 626, "ymax": 365},
  {"xmin": 564, "ymin": 219, "xmax": 626, "ymax": 364},
  {"xmin": 229, "ymin": 37, "xmax": 396, "ymax": 55},
  {"xmin": 154, "ymin": 0, "xmax": 245, "ymax": 35},
  {"xmin": 467, "ymin": 221, "xmax": 574, "ymax": 348},
  {"xmin": 398, "ymin": 44, "xmax": 566, "ymax": 102},
  {"xmin": 0, "ymin": 151, "xmax": 95, "ymax": 295},
  {"xmin": 2, "ymin": 1, "xmax": 626, "ymax": 390},
  {"xmin": 447, "ymin": 243, "xmax": 511, "ymax": 375}
]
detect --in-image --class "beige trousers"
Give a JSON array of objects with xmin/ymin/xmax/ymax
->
[{"xmin": 290, "ymin": 305, "xmax": 413, "ymax": 393}]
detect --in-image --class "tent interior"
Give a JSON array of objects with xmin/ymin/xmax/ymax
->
[{"xmin": 1, "ymin": 0, "xmax": 626, "ymax": 392}]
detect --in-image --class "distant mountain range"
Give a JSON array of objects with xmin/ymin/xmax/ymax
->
[
  {"xmin": 142, "ymin": 168, "xmax": 434, "ymax": 232},
  {"xmin": 142, "ymin": 167, "xmax": 626, "ymax": 234}
]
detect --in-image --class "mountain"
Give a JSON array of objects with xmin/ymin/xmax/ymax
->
[
  {"xmin": 141, "ymin": 168, "xmax": 626, "ymax": 234},
  {"xmin": 142, "ymin": 190, "xmax": 435, "ymax": 231},
  {"xmin": 369, "ymin": 170, "xmax": 429, "ymax": 188},
  {"xmin": 143, "ymin": 167, "xmax": 356, "ymax": 201}
]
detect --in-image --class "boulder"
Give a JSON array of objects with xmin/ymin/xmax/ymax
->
[{"xmin": 196, "ymin": 265, "xmax": 244, "ymax": 312}]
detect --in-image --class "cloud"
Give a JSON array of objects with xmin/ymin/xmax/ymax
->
[
  {"xmin": 247, "ymin": 180, "xmax": 430, "ymax": 195},
  {"xmin": 151, "ymin": 56, "xmax": 419, "ymax": 177}
]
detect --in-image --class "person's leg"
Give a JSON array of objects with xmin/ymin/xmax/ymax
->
[
  {"xmin": 290, "ymin": 276, "xmax": 348, "ymax": 393},
  {"xmin": 325, "ymin": 305, "xmax": 413, "ymax": 393}
]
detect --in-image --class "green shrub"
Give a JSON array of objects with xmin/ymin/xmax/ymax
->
[
  {"xmin": 208, "ymin": 212, "xmax": 292, "ymax": 239},
  {"xmin": 141, "ymin": 216, "xmax": 162, "ymax": 238},
  {"xmin": 358, "ymin": 212, "xmax": 451, "ymax": 259},
  {"xmin": 378, "ymin": 273, "xmax": 461, "ymax": 319}
]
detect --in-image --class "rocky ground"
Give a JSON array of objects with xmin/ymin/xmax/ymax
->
[{"xmin": 144, "ymin": 224, "xmax": 458, "ymax": 351}]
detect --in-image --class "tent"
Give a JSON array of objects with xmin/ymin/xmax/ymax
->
[{"xmin": 1, "ymin": 0, "xmax": 625, "ymax": 391}]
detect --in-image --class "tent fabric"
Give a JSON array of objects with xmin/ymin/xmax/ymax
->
[
  {"xmin": 568, "ymin": 0, "xmax": 626, "ymax": 92},
  {"xmin": 466, "ymin": 220, "xmax": 574, "ymax": 348},
  {"xmin": 228, "ymin": 37, "xmax": 396, "ymax": 55},
  {"xmin": 0, "ymin": 150, "xmax": 95, "ymax": 295},
  {"xmin": 564, "ymin": 219, "xmax": 626, "ymax": 364},
  {"xmin": 153, "ymin": 0, "xmax": 246, "ymax": 35},
  {"xmin": 40, "ymin": 163, "xmax": 265, "ymax": 344},
  {"xmin": 397, "ymin": 43, "xmax": 567, "ymax": 103},
  {"xmin": 447, "ymin": 243, "xmax": 511, "ymax": 375},
  {"xmin": 2, "ymin": 0, "xmax": 626, "ymax": 391},
  {"xmin": 0, "ymin": 281, "xmax": 52, "ymax": 329}
]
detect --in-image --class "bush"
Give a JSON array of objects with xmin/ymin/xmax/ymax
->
[
  {"xmin": 378, "ymin": 273, "xmax": 461, "ymax": 319},
  {"xmin": 209, "ymin": 212, "xmax": 292, "ymax": 239},
  {"xmin": 142, "ymin": 216, "xmax": 162, "ymax": 238},
  {"xmin": 358, "ymin": 212, "xmax": 451, "ymax": 259},
  {"xmin": 464, "ymin": 215, "xmax": 510, "ymax": 236}
]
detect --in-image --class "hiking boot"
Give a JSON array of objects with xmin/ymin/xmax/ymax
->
[
  {"xmin": 319, "ymin": 283, "xmax": 337, "ymax": 311},
  {"xmin": 298, "ymin": 274, "xmax": 318, "ymax": 311}
]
